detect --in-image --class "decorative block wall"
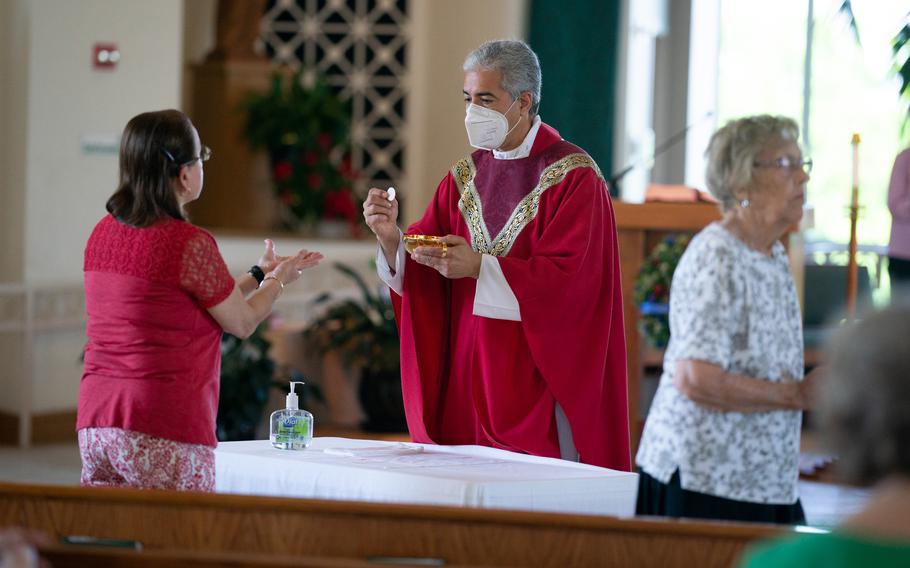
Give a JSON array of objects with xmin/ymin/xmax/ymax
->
[{"xmin": 258, "ymin": 0, "xmax": 409, "ymax": 193}]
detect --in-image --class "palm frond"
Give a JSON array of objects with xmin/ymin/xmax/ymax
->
[
  {"xmin": 333, "ymin": 262, "xmax": 380, "ymax": 309},
  {"xmin": 305, "ymin": 262, "xmax": 399, "ymax": 372},
  {"xmin": 838, "ymin": 0, "xmax": 861, "ymax": 47},
  {"xmin": 894, "ymin": 16, "xmax": 910, "ymax": 125}
]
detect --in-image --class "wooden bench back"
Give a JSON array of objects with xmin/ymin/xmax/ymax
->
[
  {"xmin": 0, "ymin": 482, "xmax": 784, "ymax": 567},
  {"xmin": 38, "ymin": 544, "xmax": 460, "ymax": 568}
]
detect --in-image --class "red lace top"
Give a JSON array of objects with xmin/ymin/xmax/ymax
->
[{"xmin": 78, "ymin": 214, "xmax": 235, "ymax": 447}]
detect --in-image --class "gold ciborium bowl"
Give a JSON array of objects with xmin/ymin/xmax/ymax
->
[{"xmin": 403, "ymin": 234, "xmax": 446, "ymax": 254}]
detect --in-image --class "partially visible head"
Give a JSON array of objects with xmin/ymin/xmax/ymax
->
[
  {"xmin": 106, "ymin": 109, "xmax": 204, "ymax": 227},
  {"xmin": 820, "ymin": 304, "xmax": 910, "ymax": 486},
  {"xmin": 463, "ymin": 39, "xmax": 541, "ymax": 117},
  {"xmin": 705, "ymin": 115, "xmax": 807, "ymax": 216}
]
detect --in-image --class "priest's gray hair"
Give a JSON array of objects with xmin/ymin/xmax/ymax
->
[
  {"xmin": 820, "ymin": 304, "xmax": 910, "ymax": 486},
  {"xmin": 704, "ymin": 115, "xmax": 800, "ymax": 211},
  {"xmin": 463, "ymin": 39, "xmax": 541, "ymax": 116}
]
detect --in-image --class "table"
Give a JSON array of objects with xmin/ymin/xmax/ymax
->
[{"xmin": 215, "ymin": 437, "xmax": 639, "ymax": 517}]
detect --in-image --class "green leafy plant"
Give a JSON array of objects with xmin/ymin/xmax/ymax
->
[
  {"xmin": 305, "ymin": 262, "xmax": 399, "ymax": 373},
  {"xmin": 838, "ymin": 1, "xmax": 910, "ymax": 124},
  {"xmin": 217, "ymin": 322, "xmax": 323, "ymax": 441},
  {"xmin": 243, "ymin": 71, "xmax": 360, "ymax": 230},
  {"xmin": 893, "ymin": 12, "xmax": 910, "ymax": 123},
  {"xmin": 217, "ymin": 323, "xmax": 275, "ymax": 441},
  {"xmin": 633, "ymin": 234, "xmax": 691, "ymax": 348},
  {"xmin": 305, "ymin": 262, "xmax": 405, "ymax": 432}
]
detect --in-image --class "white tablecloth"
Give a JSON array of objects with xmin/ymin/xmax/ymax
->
[{"xmin": 215, "ymin": 437, "xmax": 638, "ymax": 517}]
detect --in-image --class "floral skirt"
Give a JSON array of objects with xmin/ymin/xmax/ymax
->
[{"xmin": 78, "ymin": 427, "xmax": 215, "ymax": 492}]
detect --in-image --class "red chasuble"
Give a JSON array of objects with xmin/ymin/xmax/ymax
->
[{"xmin": 392, "ymin": 123, "xmax": 630, "ymax": 471}]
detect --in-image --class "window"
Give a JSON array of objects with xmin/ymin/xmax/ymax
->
[{"xmin": 713, "ymin": 0, "xmax": 909, "ymax": 248}]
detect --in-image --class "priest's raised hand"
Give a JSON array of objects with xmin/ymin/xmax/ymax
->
[{"xmin": 362, "ymin": 187, "xmax": 400, "ymax": 269}]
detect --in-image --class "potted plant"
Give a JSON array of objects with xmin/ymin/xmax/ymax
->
[
  {"xmin": 218, "ymin": 322, "xmax": 321, "ymax": 441},
  {"xmin": 243, "ymin": 70, "xmax": 360, "ymax": 233},
  {"xmin": 217, "ymin": 323, "xmax": 275, "ymax": 441},
  {"xmin": 305, "ymin": 262, "xmax": 405, "ymax": 432}
]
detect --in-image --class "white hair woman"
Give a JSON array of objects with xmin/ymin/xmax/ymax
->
[
  {"xmin": 742, "ymin": 305, "xmax": 910, "ymax": 564},
  {"xmin": 635, "ymin": 115, "xmax": 818, "ymax": 523}
]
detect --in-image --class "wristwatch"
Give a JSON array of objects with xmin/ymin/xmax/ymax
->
[{"xmin": 248, "ymin": 265, "xmax": 265, "ymax": 285}]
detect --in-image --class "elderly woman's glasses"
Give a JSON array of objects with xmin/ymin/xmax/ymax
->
[{"xmin": 753, "ymin": 156, "xmax": 812, "ymax": 174}]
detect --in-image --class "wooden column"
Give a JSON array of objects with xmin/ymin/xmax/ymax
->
[
  {"xmin": 185, "ymin": 61, "xmax": 279, "ymax": 231},
  {"xmin": 614, "ymin": 202, "xmax": 722, "ymax": 455},
  {"xmin": 184, "ymin": 0, "xmax": 278, "ymax": 231}
]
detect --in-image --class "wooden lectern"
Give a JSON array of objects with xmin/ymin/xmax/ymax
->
[{"xmin": 614, "ymin": 201, "xmax": 722, "ymax": 455}]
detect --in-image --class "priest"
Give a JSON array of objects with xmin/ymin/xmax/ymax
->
[{"xmin": 362, "ymin": 39, "xmax": 630, "ymax": 470}]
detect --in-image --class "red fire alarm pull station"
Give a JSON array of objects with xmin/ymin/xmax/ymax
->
[{"xmin": 93, "ymin": 43, "xmax": 120, "ymax": 70}]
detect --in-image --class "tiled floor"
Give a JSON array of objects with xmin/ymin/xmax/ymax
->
[
  {"xmin": 0, "ymin": 443, "xmax": 82, "ymax": 486},
  {"xmin": 0, "ymin": 442, "xmax": 870, "ymax": 528}
]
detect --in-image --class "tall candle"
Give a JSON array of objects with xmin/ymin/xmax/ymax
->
[{"xmin": 851, "ymin": 133, "xmax": 861, "ymax": 208}]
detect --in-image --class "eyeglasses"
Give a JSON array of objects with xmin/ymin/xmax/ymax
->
[
  {"xmin": 184, "ymin": 145, "xmax": 212, "ymax": 165},
  {"xmin": 161, "ymin": 144, "xmax": 212, "ymax": 166},
  {"xmin": 195, "ymin": 145, "xmax": 212, "ymax": 164},
  {"xmin": 753, "ymin": 156, "xmax": 812, "ymax": 174}
]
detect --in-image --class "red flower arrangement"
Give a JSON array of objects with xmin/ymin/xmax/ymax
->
[{"xmin": 245, "ymin": 71, "xmax": 363, "ymax": 235}]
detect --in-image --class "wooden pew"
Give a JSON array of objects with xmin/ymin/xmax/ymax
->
[
  {"xmin": 38, "ymin": 544, "xmax": 454, "ymax": 568},
  {"xmin": 1, "ymin": 482, "xmax": 785, "ymax": 567}
]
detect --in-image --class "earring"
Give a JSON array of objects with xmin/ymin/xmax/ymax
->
[{"xmin": 740, "ymin": 199, "xmax": 750, "ymax": 208}]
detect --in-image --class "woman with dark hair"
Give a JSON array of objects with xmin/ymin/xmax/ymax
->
[
  {"xmin": 77, "ymin": 109, "xmax": 323, "ymax": 491},
  {"xmin": 742, "ymin": 305, "xmax": 910, "ymax": 565}
]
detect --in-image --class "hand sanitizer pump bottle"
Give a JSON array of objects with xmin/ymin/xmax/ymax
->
[{"xmin": 269, "ymin": 380, "xmax": 314, "ymax": 450}]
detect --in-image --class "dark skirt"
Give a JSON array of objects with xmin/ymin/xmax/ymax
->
[
  {"xmin": 889, "ymin": 255, "xmax": 910, "ymax": 294},
  {"xmin": 636, "ymin": 469, "xmax": 806, "ymax": 525}
]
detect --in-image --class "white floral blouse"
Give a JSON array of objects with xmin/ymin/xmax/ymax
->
[{"xmin": 635, "ymin": 223, "xmax": 804, "ymax": 504}]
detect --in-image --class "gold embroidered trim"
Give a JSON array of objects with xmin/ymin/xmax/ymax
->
[
  {"xmin": 452, "ymin": 157, "xmax": 494, "ymax": 253},
  {"xmin": 453, "ymin": 153, "xmax": 603, "ymax": 256}
]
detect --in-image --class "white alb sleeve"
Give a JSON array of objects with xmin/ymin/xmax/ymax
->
[
  {"xmin": 472, "ymin": 254, "xmax": 521, "ymax": 321},
  {"xmin": 375, "ymin": 231, "xmax": 406, "ymax": 295}
]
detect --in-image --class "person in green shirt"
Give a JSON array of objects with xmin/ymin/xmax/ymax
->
[{"xmin": 741, "ymin": 305, "xmax": 910, "ymax": 567}]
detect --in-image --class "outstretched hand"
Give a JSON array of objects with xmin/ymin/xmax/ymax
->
[
  {"xmin": 267, "ymin": 249, "xmax": 324, "ymax": 287},
  {"xmin": 409, "ymin": 235, "xmax": 482, "ymax": 280},
  {"xmin": 258, "ymin": 239, "xmax": 291, "ymax": 273}
]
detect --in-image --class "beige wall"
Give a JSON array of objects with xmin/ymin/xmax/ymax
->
[
  {"xmin": 1, "ymin": 0, "xmax": 31, "ymax": 423},
  {"xmin": 404, "ymin": 0, "xmax": 528, "ymax": 224},
  {"xmin": 1, "ymin": 0, "xmax": 28, "ymax": 282},
  {"xmin": 24, "ymin": 0, "xmax": 184, "ymax": 285},
  {"xmin": 0, "ymin": 0, "xmax": 184, "ymax": 425}
]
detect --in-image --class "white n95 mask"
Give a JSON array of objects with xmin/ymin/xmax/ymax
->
[{"xmin": 464, "ymin": 99, "xmax": 521, "ymax": 150}]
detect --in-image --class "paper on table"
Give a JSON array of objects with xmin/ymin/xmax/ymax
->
[
  {"xmin": 383, "ymin": 453, "xmax": 504, "ymax": 469},
  {"xmin": 323, "ymin": 443, "xmax": 423, "ymax": 458},
  {"xmin": 322, "ymin": 444, "xmax": 510, "ymax": 469}
]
